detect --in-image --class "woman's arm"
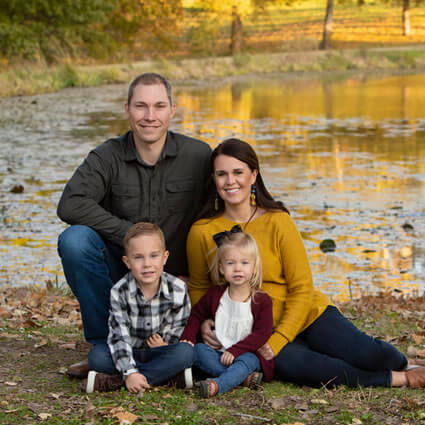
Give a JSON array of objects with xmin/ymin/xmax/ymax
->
[
  {"xmin": 268, "ymin": 215, "xmax": 314, "ymax": 355},
  {"xmin": 186, "ymin": 223, "xmax": 214, "ymax": 305}
]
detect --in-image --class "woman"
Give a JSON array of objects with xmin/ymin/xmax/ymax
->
[{"xmin": 186, "ymin": 138, "xmax": 425, "ymax": 389}]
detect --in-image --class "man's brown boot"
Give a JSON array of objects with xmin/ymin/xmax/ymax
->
[{"xmin": 67, "ymin": 359, "xmax": 89, "ymax": 379}]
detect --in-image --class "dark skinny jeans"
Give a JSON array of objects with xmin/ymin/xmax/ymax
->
[{"xmin": 274, "ymin": 306, "xmax": 407, "ymax": 388}]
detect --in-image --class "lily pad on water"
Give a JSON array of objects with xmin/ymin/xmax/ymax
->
[{"xmin": 320, "ymin": 239, "xmax": 336, "ymax": 253}]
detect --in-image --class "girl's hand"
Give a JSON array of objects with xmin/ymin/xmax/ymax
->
[
  {"xmin": 201, "ymin": 319, "xmax": 222, "ymax": 350},
  {"xmin": 147, "ymin": 333, "xmax": 168, "ymax": 348},
  {"xmin": 258, "ymin": 342, "xmax": 275, "ymax": 360},
  {"xmin": 220, "ymin": 351, "xmax": 235, "ymax": 366},
  {"xmin": 125, "ymin": 372, "xmax": 151, "ymax": 393}
]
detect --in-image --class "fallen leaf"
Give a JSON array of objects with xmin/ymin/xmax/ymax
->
[
  {"xmin": 311, "ymin": 398, "xmax": 328, "ymax": 405},
  {"xmin": 50, "ymin": 393, "xmax": 62, "ymax": 399},
  {"xmin": 113, "ymin": 410, "xmax": 139, "ymax": 425},
  {"xmin": 38, "ymin": 413, "xmax": 52, "ymax": 420},
  {"xmin": 59, "ymin": 343, "xmax": 76, "ymax": 350},
  {"xmin": 417, "ymin": 348, "xmax": 425, "ymax": 358},
  {"xmin": 5, "ymin": 409, "xmax": 19, "ymax": 413},
  {"xmin": 5, "ymin": 381, "xmax": 17, "ymax": 386},
  {"xmin": 412, "ymin": 334, "xmax": 424, "ymax": 344},
  {"xmin": 162, "ymin": 393, "xmax": 172, "ymax": 398}
]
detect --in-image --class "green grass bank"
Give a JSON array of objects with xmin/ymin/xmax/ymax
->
[{"xmin": 3, "ymin": 46, "xmax": 425, "ymax": 98}]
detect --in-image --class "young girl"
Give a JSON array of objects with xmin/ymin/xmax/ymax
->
[{"xmin": 180, "ymin": 226, "xmax": 274, "ymax": 398}]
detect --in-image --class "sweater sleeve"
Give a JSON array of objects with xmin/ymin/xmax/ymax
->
[
  {"xmin": 186, "ymin": 222, "xmax": 215, "ymax": 306},
  {"xmin": 180, "ymin": 287, "xmax": 217, "ymax": 344},
  {"xmin": 267, "ymin": 215, "xmax": 314, "ymax": 355},
  {"xmin": 227, "ymin": 293, "xmax": 274, "ymax": 358}
]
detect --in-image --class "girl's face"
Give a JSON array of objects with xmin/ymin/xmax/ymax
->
[
  {"xmin": 213, "ymin": 154, "xmax": 258, "ymax": 208},
  {"xmin": 219, "ymin": 246, "xmax": 255, "ymax": 289}
]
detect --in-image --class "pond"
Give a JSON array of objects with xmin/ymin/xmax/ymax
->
[{"xmin": 0, "ymin": 71, "xmax": 424, "ymax": 302}]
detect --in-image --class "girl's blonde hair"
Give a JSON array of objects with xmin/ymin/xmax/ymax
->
[{"xmin": 210, "ymin": 231, "xmax": 263, "ymax": 298}]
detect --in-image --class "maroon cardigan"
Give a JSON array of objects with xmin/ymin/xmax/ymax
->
[{"xmin": 181, "ymin": 285, "xmax": 275, "ymax": 381}]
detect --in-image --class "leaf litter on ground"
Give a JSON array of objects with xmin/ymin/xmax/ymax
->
[{"xmin": 2, "ymin": 285, "xmax": 425, "ymax": 424}]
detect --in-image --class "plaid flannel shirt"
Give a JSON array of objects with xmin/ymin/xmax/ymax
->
[{"xmin": 107, "ymin": 271, "xmax": 191, "ymax": 376}]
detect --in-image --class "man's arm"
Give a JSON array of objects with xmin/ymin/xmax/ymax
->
[{"xmin": 57, "ymin": 149, "xmax": 133, "ymax": 247}]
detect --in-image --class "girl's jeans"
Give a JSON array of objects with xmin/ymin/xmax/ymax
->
[
  {"xmin": 194, "ymin": 343, "xmax": 261, "ymax": 395},
  {"xmin": 275, "ymin": 306, "xmax": 407, "ymax": 388}
]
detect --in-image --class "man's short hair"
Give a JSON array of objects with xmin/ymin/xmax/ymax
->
[
  {"xmin": 127, "ymin": 72, "xmax": 173, "ymax": 106},
  {"xmin": 124, "ymin": 222, "xmax": 166, "ymax": 253}
]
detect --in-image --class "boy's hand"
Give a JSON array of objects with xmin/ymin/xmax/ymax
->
[
  {"xmin": 125, "ymin": 372, "xmax": 151, "ymax": 393},
  {"xmin": 147, "ymin": 333, "xmax": 168, "ymax": 348},
  {"xmin": 201, "ymin": 319, "xmax": 222, "ymax": 350},
  {"xmin": 220, "ymin": 351, "xmax": 234, "ymax": 366}
]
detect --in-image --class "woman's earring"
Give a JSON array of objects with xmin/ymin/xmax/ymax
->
[
  {"xmin": 250, "ymin": 184, "xmax": 257, "ymax": 206},
  {"xmin": 215, "ymin": 193, "xmax": 220, "ymax": 211}
]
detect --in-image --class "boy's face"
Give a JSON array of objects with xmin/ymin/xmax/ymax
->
[{"xmin": 123, "ymin": 233, "xmax": 169, "ymax": 289}]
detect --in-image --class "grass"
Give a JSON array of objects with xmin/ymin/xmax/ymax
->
[
  {"xmin": 3, "ymin": 46, "xmax": 425, "ymax": 97},
  {"xmin": 2, "ymin": 286, "xmax": 425, "ymax": 424}
]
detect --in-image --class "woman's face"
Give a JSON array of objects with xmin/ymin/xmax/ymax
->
[{"xmin": 213, "ymin": 154, "xmax": 258, "ymax": 208}]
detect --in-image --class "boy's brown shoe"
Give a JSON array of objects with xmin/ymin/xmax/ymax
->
[
  {"xmin": 86, "ymin": 371, "xmax": 123, "ymax": 393},
  {"xmin": 67, "ymin": 359, "xmax": 89, "ymax": 379}
]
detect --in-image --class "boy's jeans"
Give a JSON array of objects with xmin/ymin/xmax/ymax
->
[
  {"xmin": 88, "ymin": 342, "xmax": 194, "ymax": 386},
  {"xmin": 194, "ymin": 343, "xmax": 260, "ymax": 395},
  {"xmin": 58, "ymin": 225, "xmax": 127, "ymax": 345}
]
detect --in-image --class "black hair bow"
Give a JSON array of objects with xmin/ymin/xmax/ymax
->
[{"xmin": 213, "ymin": 225, "xmax": 243, "ymax": 247}]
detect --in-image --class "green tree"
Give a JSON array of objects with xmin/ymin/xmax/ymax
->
[
  {"xmin": 109, "ymin": 0, "xmax": 183, "ymax": 56},
  {"xmin": 0, "ymin": 0, "xmax": 115, "ymax": 63}
]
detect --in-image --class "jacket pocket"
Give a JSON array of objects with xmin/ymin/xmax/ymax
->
[
  {"xmin": 166, "ymin": 179, "xmax": 195, "ymax": 213},
  {"xmin": 110, "ymin": 184, "xmax": 141, "ymax": 219}
]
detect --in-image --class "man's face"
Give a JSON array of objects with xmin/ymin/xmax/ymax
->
[{"xmin": 125, "ymin": 83, "xmax": 176, "ymax": 146}]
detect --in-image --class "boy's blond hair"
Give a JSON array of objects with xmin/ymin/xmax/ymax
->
[
  {"xmin": 124, "ymin": 222, "xmax": 166, "ymax": 253},
  {"xmin": 210, "ymin": 232, "xmax": 262, "ymax": 298}
]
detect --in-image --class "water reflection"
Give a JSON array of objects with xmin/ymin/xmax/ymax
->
[{"xmin": 0, "ymin": 73, "xmax": 424, "ymax": 301}]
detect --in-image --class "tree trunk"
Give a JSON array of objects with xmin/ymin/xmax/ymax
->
[
  {"xmin": 231, "ymin": 5, "xmax": 243, "ymax": 54},
  {"xmin": 319, "ymin": 0, "xmax": 334, "ymax": 50},
  {"xmin": 403, "ymin": 0, "xmax": 411, "ymax": 36}
]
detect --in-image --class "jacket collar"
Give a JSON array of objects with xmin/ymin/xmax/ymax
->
[{"xmin": 123, "ymin": 131, "xmax": 178, "ymax": 162}]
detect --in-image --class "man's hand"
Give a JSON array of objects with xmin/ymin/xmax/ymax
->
[
  {"xmin": 147, "ymin": 333, "xmax": 168, "ymax": 348},
  {"xmin": 200, "ymin": 319, "xmax": 222, "ymax": 350},
  {"xmin": 220, "ymin": 351, "xmax": 234, "ymax": 366},
  {"xmin": 258, "ymin": 342, "xmax": 275, "ymax": 360},
  {"xmin": 125, "ymin": 372, "xmax": 151, "ymax": 393}
]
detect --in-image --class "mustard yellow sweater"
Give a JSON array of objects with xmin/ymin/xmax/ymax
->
[{"xmin": 187, "ymin": 211, "xmax": 331, "ymax": 355}]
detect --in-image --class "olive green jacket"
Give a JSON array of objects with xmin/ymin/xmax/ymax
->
[{"xmin": 57, "ymin": 130, "xmax": 211, "ymax": 275}]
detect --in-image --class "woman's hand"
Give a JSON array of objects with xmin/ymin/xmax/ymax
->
[
  {"xmin": 180, "ymin": 339, "xmax": 194, "ymax": 347},
  {"xmin": 200, "ymin": 319, "xmax": 222, "ymax": 349},
  {"xmin": 258, "ymin": 342, "xmax": 275, "ymax": 360},
  {"xmin": 147, "ymin": 333, "xmax": 168, "ymax": 348},
  {"xmin": 220, "ymin": 351, "xmax": 234, "ymax": 366},
  {"xmin": 125, "ymin": 372, "xmax": 151, "ymax": 393}
]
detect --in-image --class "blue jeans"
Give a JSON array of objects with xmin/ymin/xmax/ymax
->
[
  {"xmin": 275, "ymin": 306, "xmax": 407, "ymax": 388},
  {"xmin": 88, "ymin": 342, "xmax": 194, "ymax": 386},
  {"xmin": 58, "ymin": 225, "xmax": 127, "ymax": 345},
  {"xmin": 194, "ymin": 343, "xmax": 260, "ymax": 395}
]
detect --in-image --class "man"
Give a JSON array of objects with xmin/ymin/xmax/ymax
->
[{"xmin": 57, "ymin": 73, "xmax": 211, "ymax": 378}]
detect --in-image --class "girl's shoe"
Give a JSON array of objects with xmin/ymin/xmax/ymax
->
[
  {"xmin": 199, "ymin": 379, "xmax": 219, "ymax": 398},
  {"xmin": 242, "ymin": 372, "xmax": 263, "ymax": 388}
]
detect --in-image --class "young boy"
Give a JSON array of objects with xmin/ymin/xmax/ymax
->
[{"xmin": 85, "ymin": 222, "xmax": 194, "ymax": 393}]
